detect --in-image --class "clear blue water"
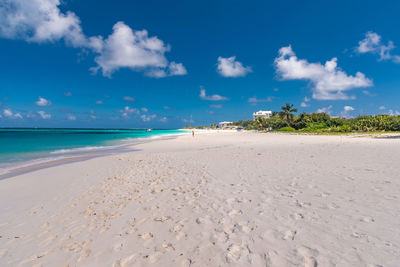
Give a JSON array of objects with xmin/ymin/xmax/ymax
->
[{"xmin": 0, "ymin": 128, "xmax": 186, "ymax": 172}]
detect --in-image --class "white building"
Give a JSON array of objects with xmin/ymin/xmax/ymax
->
[
  {"xmin": 253, "ymin": 110, "xmax": 272, "ymax": 120},
  {"xmin": 218, "ymin": 121, "xmax": 233, "ymax": 129}
]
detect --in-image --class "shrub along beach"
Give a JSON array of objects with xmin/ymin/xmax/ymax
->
[{"xmin": 187, "ymin": 103, "xmax": 400, "ymax": 134}]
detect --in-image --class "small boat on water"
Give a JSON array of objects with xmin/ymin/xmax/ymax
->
[{"xmin": 146, "ymin": 129, "xmax": 152, "ymax": 132}]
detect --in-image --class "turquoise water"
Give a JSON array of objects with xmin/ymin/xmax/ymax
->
[{"xmin": 0, "ymin": 128, "xmax": 185, "ymax": 172}]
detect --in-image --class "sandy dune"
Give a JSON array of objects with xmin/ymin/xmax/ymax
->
[{"xmin": 0, "ymin": 132, "xmax": 399, "ymax": 266}]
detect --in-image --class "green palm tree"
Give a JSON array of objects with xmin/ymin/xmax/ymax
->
[{"xmin": 280, "ymin": 103, "xmax": 298, "ymax": 127}]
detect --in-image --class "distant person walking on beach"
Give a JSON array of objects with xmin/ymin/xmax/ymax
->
[{"xmin": 192, "ymin": 131, "xmax": 195, "ymax": 137}]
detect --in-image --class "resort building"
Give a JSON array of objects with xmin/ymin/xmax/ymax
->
[
  {"xmin": 253, "ymin": 110, "xmax": 272, "ymax": 120},
  {"xmin": 218, "ymin": 121, "xmax": 233, "ymax": 129}
]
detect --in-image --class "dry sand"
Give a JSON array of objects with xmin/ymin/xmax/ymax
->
[{"xmin": 0, "ymin": 131, "xmax": 399, "ymax": 266}]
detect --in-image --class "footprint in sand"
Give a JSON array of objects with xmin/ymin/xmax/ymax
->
[
  {"xmin": 360, "ymin": 216, "xmax": 375, "ymax": 223},
  {"xmin": 140, "ymin": 232, "xmax": 153, "ymax": 240},
  {"xmin": 229, "ymin": 209, "xmax": 242, "ymax": 216},
  {"xmin": 78, "ymin": 249, "xmax": 91, "ymax": 262},
  {"xmin": 291, "ymin": 213, "xmax": 304, "ymax": 220},
  {"xmin": 296, "ymin": 246, "xmax": 319, "ymax": 267},
  {"xmin": 283, "ymin": 230, "xmax": 297, "ymax": 240},
  {"xmin": 176, "ymin": 231, "xmax": 186, "ymax": 240},
  {"xmin": 154, "ymin": 216, "xmax": 171, "ymax": 222}
]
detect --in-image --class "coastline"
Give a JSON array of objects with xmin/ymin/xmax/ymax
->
[
  {"xmin": 0, "ymin": 131, "xmax": 399, "ymax": 266},
  {"xmin": 0, "ymin": 130, "xmax": 189, "ymax": 179}
]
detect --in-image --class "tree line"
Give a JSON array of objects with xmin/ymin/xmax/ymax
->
[{"xmin": 233, "ymin": 103, "xmax": 400, "ymax": 132}]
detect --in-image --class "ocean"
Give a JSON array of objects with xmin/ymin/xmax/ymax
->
[{"xmin": 0, "ymin": 128, "xmax": 186, "ymax": 175}]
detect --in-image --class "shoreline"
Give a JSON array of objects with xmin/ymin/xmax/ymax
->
[
  {"xmin": 0, "ymin": 131, "xmax": 399, "ymax": 266},
  {"xmin": 0, "ymin": 131, "xmax": 188, "ymax": 180}
]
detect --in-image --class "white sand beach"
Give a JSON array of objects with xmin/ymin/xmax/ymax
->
[{"xmin": 0, "ymin": 131, "xmax": 399, "ymax": 266}]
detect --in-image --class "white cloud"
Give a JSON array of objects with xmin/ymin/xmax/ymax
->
[
  {"xmin": 362, "ymin": 90, "xmax": 376, "ymax": 96},
  {"xmin": 141, "ymin": 114, "xmax": 156, "ymax": 122},
  {"xmin": 144, "ymin": 61, "xmax": 187, "ymax": 78},
  {"xmin": 123, "ymin": 96, "xmax": 135, "ymax": 102},
  {"xmin": 90, "ymin": 110, "xmax": 96, "ymax": 119},
  {"xmin": 14, "ymin": 113, "xmax": 23, "ymax": 119},
  {"xmin": 341, "ymin": 106, "xmax": 355, "ymax": 118},
  {"xmin": 344, "ymin": 106, "xmax": 355, "ymax": 111},
  {"xmin": 182, "ymin": 116, "xmax": 194, "ymax": 124},
  {"xmin": 90, "ymin": 22, "xmax": 186, "ymax": 78},
  {"xmin": 67, "ymin": 114, "xmax": 76, "ymax": 120},
  {"xmin": 210, "ymin": 104, "xmax": 222, "ymax": 109},
  {"xmin": 160, "ymin": 117, "xmax": 168, "ymax": 123},
  {"xmin": 248, "ymin": 96, "xmax": 273, "ymax": 104},
  {"xmin": 0, "ymin": 1, "xmax": 186, "ymax": 77},
  {"xmin": 3, "ymin": 108, "xmax": 23, "ymax": 119},
  {"xmin": 141, "ymin": 107, "xmax": 148, "ymax": 112},
  {"xmin": 3, "ymin": 109, "xmax": 12, "ymax": 117},
  {"xmin": 274, "ymin": 45, "xmax": 373, "ymax": 100},
  {"xmin": 379, "ymin": 106, "xmax": 386, "ymax": 110},
  {"xmin": 0, "ymin": 0, "xmax": 88, "ymax": 47},
  {"xmin": 300, "ymin": 97, "xmax": 311, "ymax": 108},
  {"xmin": 316, "ymin": 105, "xmax": 333, "ymax": 115},
  {"xmin": 96, "ymin": 100, "xmax": 103, "ymax": 104},
  {"xmin": 26, "ymin": 111, "xmax": 36, "ymax": 118},
  {"xmin": 120, "ymin": 106, "xmax": 139, "ymax": 118},
  {"xmin": 356, "ymin": 31, "xmax": 400, "ymax": 63},
  {"xmin": 168, "ymin": 62, "xmax": 187, "ymax": 76},
  {"xmin": 64, "ymin": 92, "xmax": 72, "ymax": 96},
  {"xmin": 388, "ymin": 110, "xmax": 400, "ymax": 116},
  {"xmin": 217, "ymin": 56, "xmax": 252, "ymax": 77},
  {"xmin": 35, "ymin": 96, "xmax": 51, "ymax": 106},
  {"xmin": 37, "ymin": 110, "xmax": 51, "ymax": 119},
  {"xmin": 199, "ymin": 87, "xmax": 228, "ymax": 101}
]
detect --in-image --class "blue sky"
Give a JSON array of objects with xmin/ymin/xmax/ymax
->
[{"xmin": 1, "ymin": 0, "xmax": 400, "ymax": 128}]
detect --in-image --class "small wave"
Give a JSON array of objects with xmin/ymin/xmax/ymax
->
[
  {"xmin": 50, "ymin": 146, "xmax": 111, "ymax": 154},
  {"xmin": 0, "ymin": 155, "xmax": 68, "ymax": 176}
]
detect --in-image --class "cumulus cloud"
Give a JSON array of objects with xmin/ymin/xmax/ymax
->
[
  {"xmin": 300, "ymin": 96, "xmax": 311, "ymax": 108},
  {"xmin": 67, "ymin": 114, "xmax": 76, "ymax": 120},
  {"xmin": 3, "ymin": 108, "xmax": 23, "ymax": 119},
  {"xmin": 248, "ymin": 96, "xmax": 273, "ymax": 104},
  {"xmin": 217, "ymin": 56, "xmax": 252, "ymax": 77},
  {"xmin": 123, "ymin": 96, "xmax": 135, "ymax": 102},
  {"xmin": 356, "ymin": 31, "xmax": 400, "ymax": 63},
  {"xmin": 141, "ymin": 107, "xmax": 148, "ymax": 112},
  {"xmin": 90, "ymin": 22, "xmax": 186, "ymax": 78},
  {"xmin": 67, "ymin": 114, "xmax": 76, "ymax": 121},
  {"xmin": 163, "ymin": 106, "xmax": 175, "ymax": 110},
  {"xmin": 90, "ymin": 110, "xmax": 96, "ymax": 119},
  {"xmin": 120, "ymin": 106, "xmax": 139, "ymax": 118},
  {"xmin": 199, "ymin": 87, "xmax": 228, "ymax": 101},
  {"xmin": 37, "ymin": 110, "xmax": 51, "ymax": 119},
  {"xmin": 274, "ymin": 45, "xmax": 373, "ymax": 100},
  {"xmin": 141, "ymin": 114, "xmax": 156, "ymax": 122},
  {"xmin": 182, "ymin": 116, "xmax": 194, "ymax": 124},
  {"xmin": 379, "ymin": 106, "xmax": 386, "ymax": 110},
  {"xmin": 0, "ymin": 0, "xmax": 88, "ymax": 47},
  {"xmin": 316, "ymin": 105, "xmax": 333, "ymax": 115},
  {"xmin": 210, "ymin": 104, "xmax": 222, "ymax": 109},
  {"xmin": 341, "ymin": 106, "xmax": 355, "ymax": 118},
  {"xmin": 96, "ymin": 100, "xmax": 103, "ymax": 104},
  {"xmin": 64, "ymin": 92, "xmax": 72, "ymax": 96},
  {"xmin": 388, "ymin": 109, "xmax": 400, "ymax": 116},
  {"xmin": 159, "ymin": 117, "xmax": 168, "ymax": 123},
  {"xmin": 0, "ymin": 1, "xmax": 186, "ymax": 77},
  {"xmin": 362, "ymin": 90, "xmax": 376, "ymax": 97},
  {"xmin": 344, "ymin": 106, "xmax": 355, "ymax": 111},
  {"xmin": 167, "ymin": 62, "xmax": 187, "ymax": 76},
  {"xmin": 35, "ymin": 96, "xmax": 51, "ymax": 106}
]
